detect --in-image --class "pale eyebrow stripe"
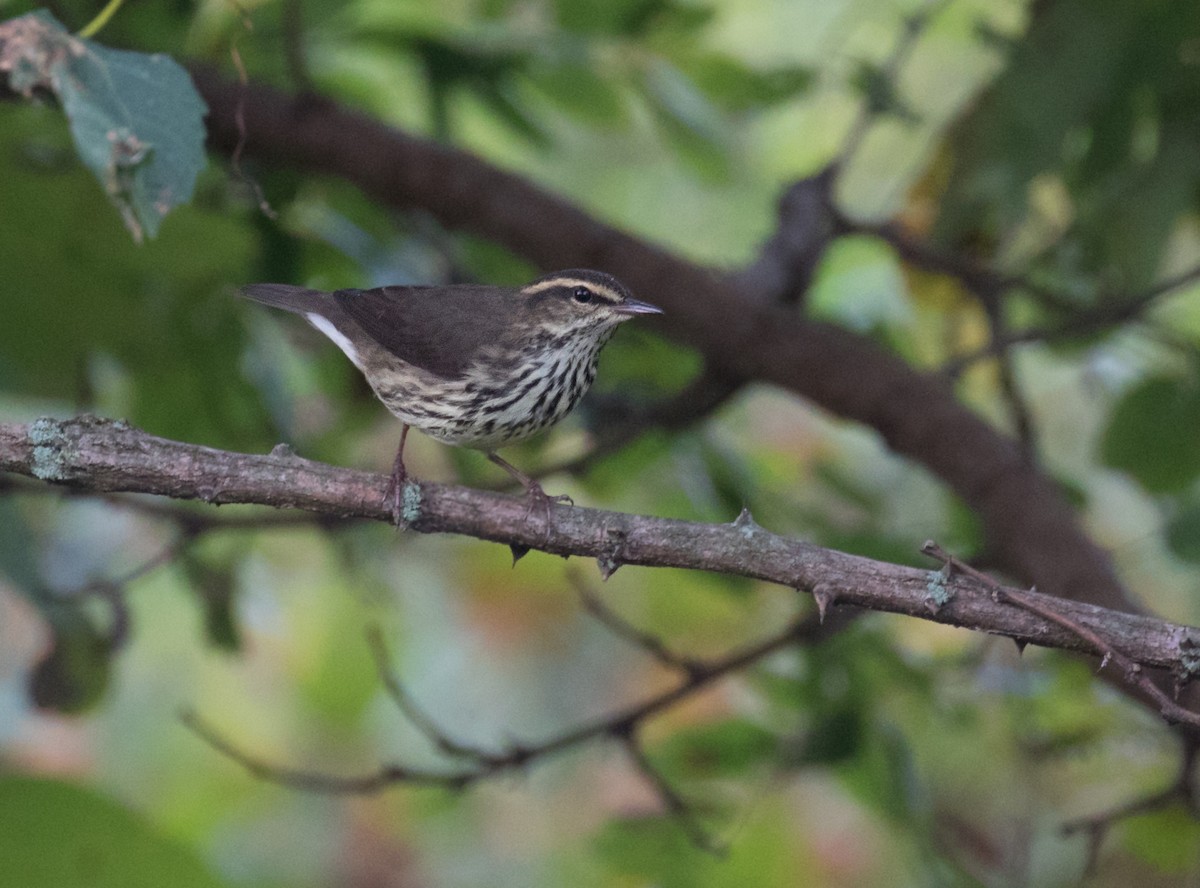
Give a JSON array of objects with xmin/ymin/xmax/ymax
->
[{"xmin": 520, "ymin": 278, "xmax": 623, "ymax": 302}]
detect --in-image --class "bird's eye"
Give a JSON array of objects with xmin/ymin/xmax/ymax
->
[{"xmin": 572, "ymin": 286, "xmax": 594, "ymax": 304}]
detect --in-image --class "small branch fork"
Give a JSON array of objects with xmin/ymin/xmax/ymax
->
[
  {"xmin": 185, "ymin": 605, "xmax": 826, "ymax": 851},
  {"xmin": 1, "ymin": 473, "xmax": 333, "ymax": 648},
  {"xmin": 920, "ymin": 542, "xmax": 1200, "ymax": 731},
  {"xmin": 1060, "ymin": 741, "xmax": 1199, "ymax": 873},
  {"xmin": 569, "ymin": 569, "xmax": 708, "ymax": 678},
  {"xmin": 922, "ymin": 543, "xmax": 1200, "ymax": 865}
]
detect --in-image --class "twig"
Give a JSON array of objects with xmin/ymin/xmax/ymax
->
[
  {"xmin": 1061, "ymin": 741, "xmax": 1199, "ymax": 874},
  {"xmin": 921, "ymin": 542, "xmax": 1200, "ymax": 730},
  {"xmin": 843, "ymin": 217, "xmax": 1048, "ymax": 310},
  {"xmin": 181, "ymin": 614, "xmax": 820, "ymax": 797},
  {"xmin": 76, "ymin": 0, "xmax": 126, "ymax": 38},
  {"xmin": 365, "ymin": 625, "xmax": 495, "ymax": 762},
  {"xmin": 977, "ymin": 282, "xmax": 1039, "ymax": 461},
  {"xmin": 620, "ymin": 729, "xmax": 723, "ymax": 854},
  {"xmin": 995, "ymin": 346, "xmax": 1038, "ymax": 462},
  {"xmin": 943, "ymin": 259, "xmax": 1200, "ymax": 374},
  {"xmin": 837, "ymin": 0, "xmax": 948, "ymax": 166},
  {"xmin": 41, "ymin": 528, "xmax": 195, "ymax": 649},
  {"xmin": 181, "ymin": 708, "xmax": 473, "ymax": 792},
  {"xmin": 226, "ymin": 10, "xmax": 277, "ymax": 220},
  {"xmin": 569, "ymin": 569, "xmax": 705, "ymax": 677},
  {"xmin": 280, "ymin": 0, "xmax": 312, "ymax": 95}
]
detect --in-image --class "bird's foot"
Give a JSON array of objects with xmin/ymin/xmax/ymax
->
[
  {"xmin": 383, "ymin": 450, "xmax": 416, "ymax": 528},
  {"xmin": 520, "ymin": 479, "xmax": 572, "ymax": 543},
  {"xmin": 381, "ymin": 427, "xmax": 413, "ymax": 528},
  {"xmin": 486, "ymin": 451, "xmax": 572, "ymax": 546},
  {"xmin": 383, "ymin": 468, "xmax": 408, "ymax": 528}
]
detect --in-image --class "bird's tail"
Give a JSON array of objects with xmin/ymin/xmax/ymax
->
[{"xmin": 239, "ymin": 284, "xmax": 330, "ymax": 315}]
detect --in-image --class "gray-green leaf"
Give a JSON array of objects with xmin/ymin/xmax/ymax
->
[{"xmin": 0, "ymin": 10, "xmax": 207, "ymax": 241}]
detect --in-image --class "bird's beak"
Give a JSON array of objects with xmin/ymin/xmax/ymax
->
[{"xmin": 614, "ymin": 298, "xmax": 663, "ymax": 316}]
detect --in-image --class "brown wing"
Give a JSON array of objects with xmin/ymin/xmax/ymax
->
[{"xmin": 333, "ymin": 284, "xmax": 518, "ymax": 379}]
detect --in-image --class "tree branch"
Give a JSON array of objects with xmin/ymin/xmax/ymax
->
[
  {"xmin": 4, "ymin": 416, "xmax": 1199, "ymax": 702},
  {"xmin": 188, "ymin": 66, "xmax": 1136, "ymax": 622}
]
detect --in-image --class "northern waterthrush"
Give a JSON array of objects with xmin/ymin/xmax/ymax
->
[{"xmin": 240, "ymin": 269, "xmax": 662, "ymax": 523}]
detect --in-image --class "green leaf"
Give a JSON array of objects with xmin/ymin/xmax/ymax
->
[
  {"xmin": 0, "ymin": 499, "xmax": 41, "ymax": 593},
  {"xmin": 0, "ymin": 107, "xmax": 268, "ymax": 447},
  {"xmin": 793, "ymin": 708, "xmax": 864, "ymax": 766},
  {"xmin": 593, "ymin": 816, "xmax": 705, "ymax": 887},
  {"xmin": 1167, "ymin": 501, "xmax": 1200, "ymax": 564},
  {"xmin": 529, "ymin": 62, "xmax": 628, "ymax": 127},
  {"xmin": 28, "ymin": 611, "xmax": 112, "ymax": 714},
  {"xmin": 841, "ymin": 722, "xmax": 922, "ymax": 824},
  {"xmin": 0, "ymin": 10, "xmax": 207, "ymax": 241},
  {"xmin": 554, "ymin": 0, "xmax": 675, "ymax": 36},
  {"xmin": 653, "ymin": 718, "xmax": 778, "ymax": 779},
  {"xmin": 851, "ymin": 60, "xmax": 919, "ymax": 124},
  {"xmin": 640, "ymin": 60, "xmax": 730, "ymax": 181},
  {"xmin": 679, "ymin": 55, "xmax": 813, "ymax": 111},
  {"xmin": 1100, "ymin": 375, "xmax": 1200, "ymax": 494},
  {"xmin": 933, "ymin": 0, "xmax": 1200, "ymax": 286},
  {"xmin": 1122, "ymin": 804, "xmax": 1200, "ymax": 872},
  {"xmin": 0, "ymin": 776, "xmax": 232, "ymax": 888},
  {"xmin": 181, "ymin": 555, "xmax": 242, "ymax": 652}
]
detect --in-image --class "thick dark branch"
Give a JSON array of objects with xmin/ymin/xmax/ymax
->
[
  {"xmin": 188, "ymin": 68, "xmax": 1134, "ymax": 619},
  {"xmin": 4, "ymin": 416, "xmax": 1199, "ymax": 693}
]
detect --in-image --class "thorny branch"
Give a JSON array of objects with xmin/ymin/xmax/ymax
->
[{"xmin": 3, "ymin": 416, "xmax": 1199, "ymax": 714}]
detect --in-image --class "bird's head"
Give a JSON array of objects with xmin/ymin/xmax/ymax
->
[{"xmin": 519, "ymin": 269, "xmax": 662, "ymax": 340}]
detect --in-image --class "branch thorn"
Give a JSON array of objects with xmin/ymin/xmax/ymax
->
[
  {"xmin": 597, "ymin": 552, "xmax": 621, "ymax": 580},
  {"xmin": 732, "ymin": 506, "xmax": 759, "ymax": 535},
  {"xmin": 812, "ymin": 584, "xmax": 838, "ymax": 624}
]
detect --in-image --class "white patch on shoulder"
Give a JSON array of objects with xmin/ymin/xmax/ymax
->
[{"xmin": 306, "ymin": 313, "xmax": 363, "ymax": 370}]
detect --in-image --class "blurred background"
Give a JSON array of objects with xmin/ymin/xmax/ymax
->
[{"xmin": 3, "ymin": 0, "xmax": 1200, "ymax": 884}]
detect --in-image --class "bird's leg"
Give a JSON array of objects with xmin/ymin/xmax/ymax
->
[
  {"xmin": 487, "ymin": 451, "xmax": 572, "ymax": 539},
  {"xmin": 383, "ymin": 424, "xmax": 411, "ymax": 526}
]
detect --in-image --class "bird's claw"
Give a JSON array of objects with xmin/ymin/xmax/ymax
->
[
  {"xmin": 521, "ymin": 481, "xmax": 571, "ymax": 543},
  {"xmin": 383, "ymin": 466, "xmax": 408, "ymax": 528}
]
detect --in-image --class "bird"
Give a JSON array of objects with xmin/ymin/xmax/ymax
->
[{"xmin": 240, "ymin": 269, "xmax": 662, "ymax": 525}]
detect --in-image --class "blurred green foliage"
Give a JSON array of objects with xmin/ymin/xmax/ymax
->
[
  {"xmin": 2, "ymin": 0, "xmax": 1200, "ymax": 886},
  {"xmin": 0, "ymin": 776, "xmax": 232, "ymax": 888}
]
